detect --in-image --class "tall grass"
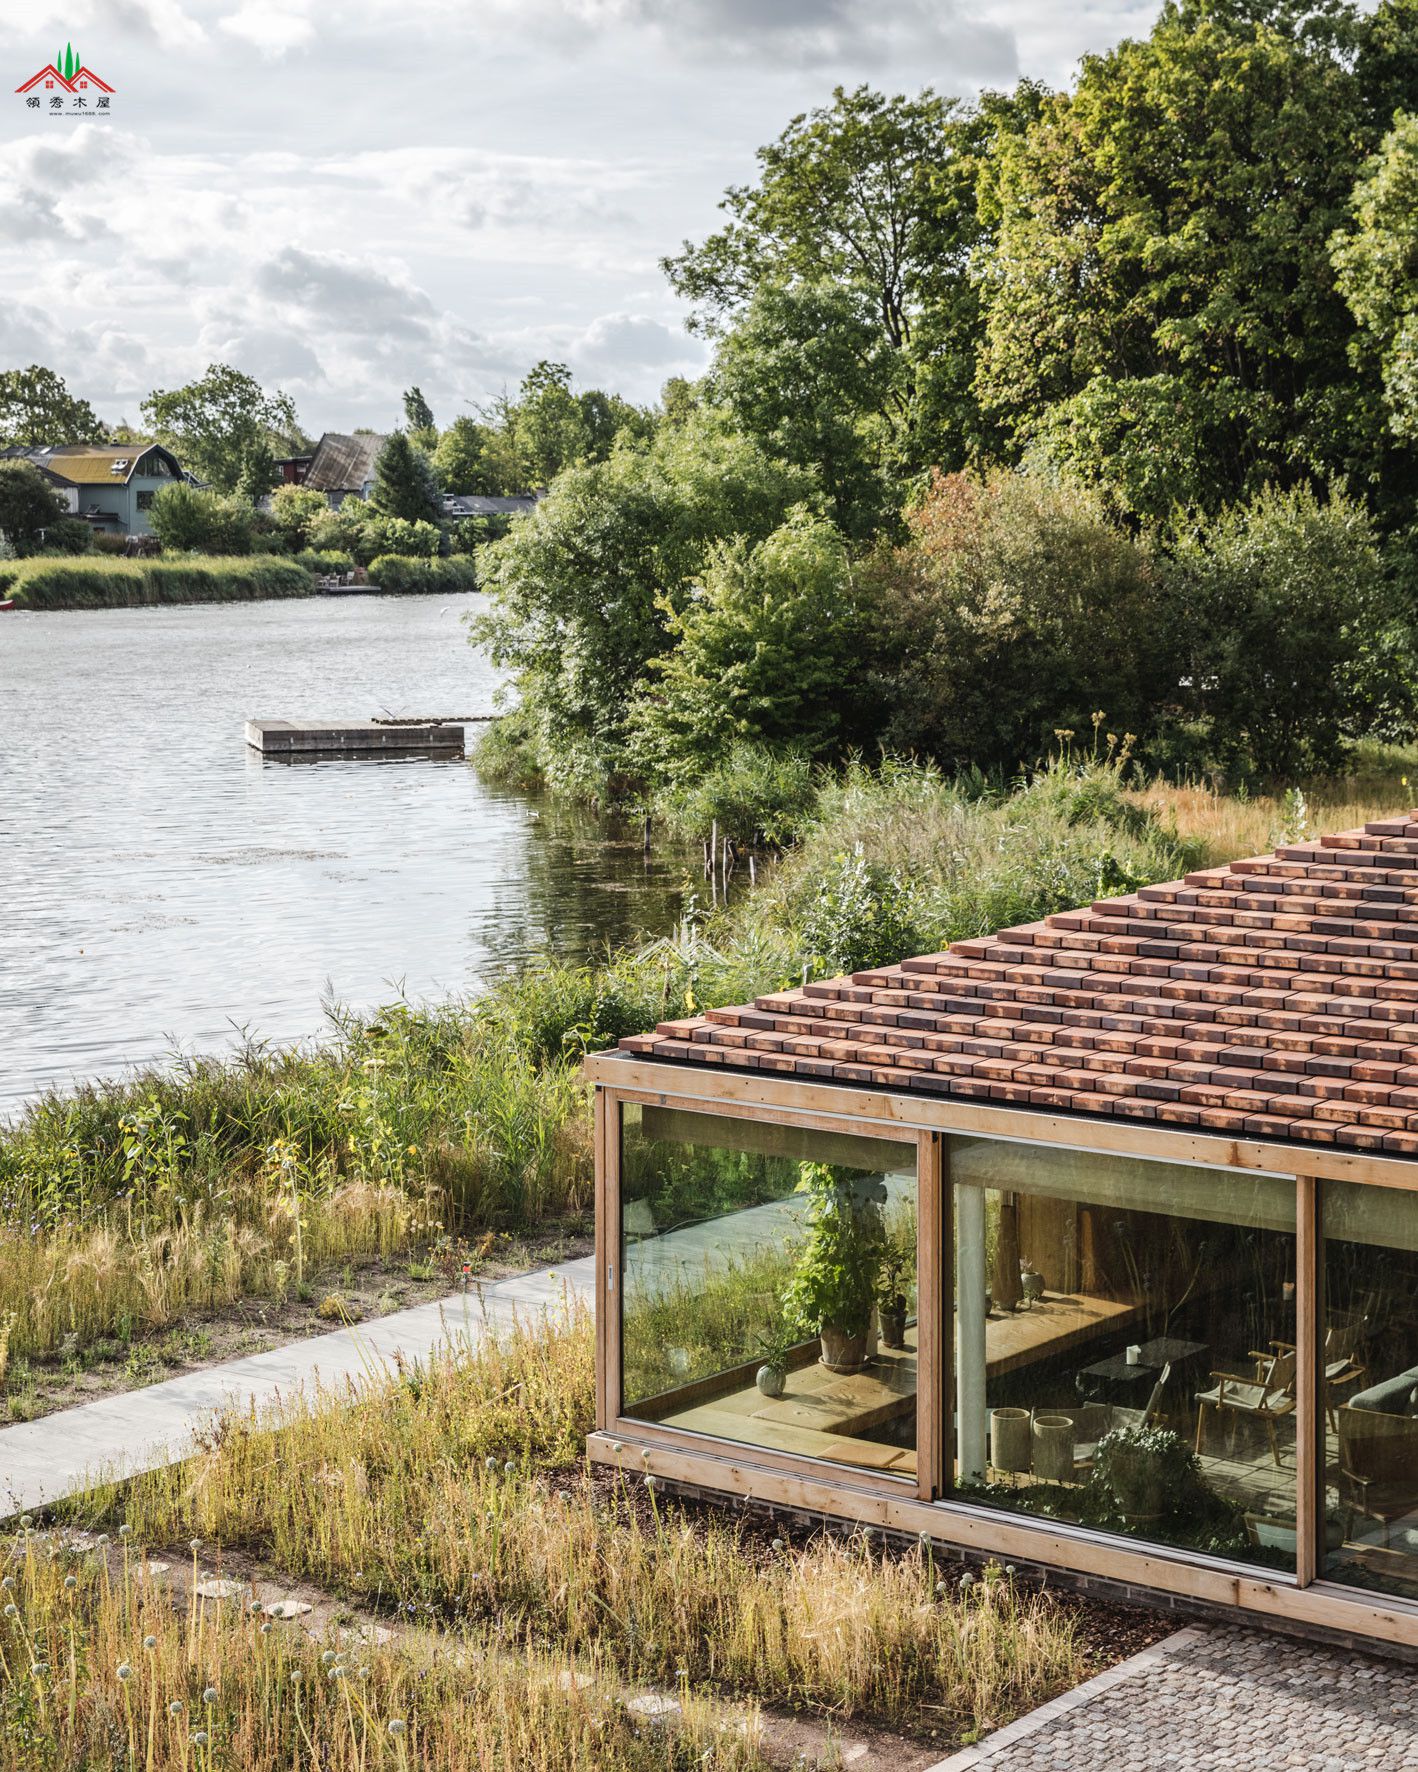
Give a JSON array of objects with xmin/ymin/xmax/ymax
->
[
  {"xmin": 83, "ymin": 1310, "xmax": 1088, "ymax": 1739},
  {"xmin": 4, "ymin": 555, "xmax": 312, "ymax": 611},
  {"xmin": 0, "ymin": 1522, "xmax": 769, "ymax": 1771}
]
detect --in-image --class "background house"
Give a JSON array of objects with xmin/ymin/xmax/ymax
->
[
  {"xmin": 302, "ymin": 432, "xmax": 386, "ymax": 506},
  {"xmin": 2, "ymin": 442, "xmax": 185, "ymax": 537}
]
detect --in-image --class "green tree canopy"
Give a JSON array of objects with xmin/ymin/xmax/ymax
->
[
  {"xmin": 628, "ymin": 506, "xmax": 865, "ymax": 786},
  {"xmin": 0, "ymin": 460, "xmax": 69, "ymax": 554},
  {"xmin": 369, "ymin": 431, "xmax": 442, "ymax": 522},
  {"xmin": 472, "ymin": 411, "xmax": 818, "ymax": 792},
  {"xmin": 433, "ymin": 416, "xmax": 496, "ymax": 494},
  {"xmin": 140, "ymin": 364, "xmax": 302, "ymax": 493},
  {"xmin": 976, "ymin": 0, "xmax": 1418, "ymax": 520},
  {"xmin": 1334, "ymin": 110, "xmax": 1418, "ymax": 443},
  {"xmin": 0, "ymin": 366, "xmax": 103, "ymax": 447}
]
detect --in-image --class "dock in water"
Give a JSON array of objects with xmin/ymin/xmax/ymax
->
[{"xmin": 246, "ymin": 719, "xmax": 466, "ymax": 757}]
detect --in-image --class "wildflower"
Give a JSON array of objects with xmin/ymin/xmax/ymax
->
[
  {"xmin": 960, "ymin": 1572, "xmax": 977, "ymax": 1592},
  {"xmin": 144, "ymin": 1635, "xmax": 157, "ymax": 1650},
  {"xmin": 118, "ymin": 1524, "xmax": 132, "ymax": 1539},
  {"xmin": 388, "ymin": 1718, "xmax": 407, "ymax": 1737},
  {"xmin": 289, "ymin": 1669, "xmax": 302, "ymax": 1685},
  {"xmin": 0, "ymin": 1577, "xmax": 11, "ymax": 1590},
  {"xmin": 64, "ymin": 1575, "xmax": 77, "ymax": 1591},
  {"xmin": 484, "ymin": 1456, "xmax": 498, "ymax": 1471},
  {"xmin": 643, "ymin": 1475, "xmax": 657, "ymax": 1491},
  {"xmin": 3, "ymin": 1604, "xmax": 17, "ymax": 1618},
  {"xmin": 18, "ymin": 1516, "xmax": 30, "ymax": 1530},
  {"xmin": 771, "ymin": 1539, "xmax": 784, "ymax": 1553},
  {"xmin": 504, "ymin": 1459, "xmax": 515, "ymax": 1474},
  {"xmin": 260, "ymin": 1623, "xmax": 272, "ymax": 1635},
  {"xmin": 188, "ymin": 1539, "xmax": 202, "ymax": 1554},
  {"xmin": 249, "ymin": 1600, "xmax": 261, "ymax": 1615},
  {"xmin": 321, "ymin": 1650, "xmax": 336, "ymax": 1666},
  {"xmin": 169, "ymin": 1700, "xmax": 184, "ymax": 1717},
  {"xmin": 192, "ymin": 1732, "xmax": 209, "ymax": 1747},
  {"xmin": 117, "ymin": 1663, "xmax": 133, "ymax": 1682},
  {"xmin": 202, "ymin": 1687, "xmax": 218, "ymax": 1704}
]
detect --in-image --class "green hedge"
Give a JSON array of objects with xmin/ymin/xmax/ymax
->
[
  {"xmin": 291, "ymin": 549, "xmax": 356, "ymax": 576},
  {"xmin": 368, "ymin": 554, "xmax": 479, "ymax": 594},
  {"xmin": 7, "ymin": 555, "xmax": 314, "ymax": 611}
]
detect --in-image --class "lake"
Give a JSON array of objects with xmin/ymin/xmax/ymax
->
[{"xmin": 0, "ymin": 593, "xmax": 686, "ymax": 1113}]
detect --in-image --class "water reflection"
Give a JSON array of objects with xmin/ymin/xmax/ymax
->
[{"xmin": 0, "ymin": 594, "xmax": 686, "ymax": 1110}]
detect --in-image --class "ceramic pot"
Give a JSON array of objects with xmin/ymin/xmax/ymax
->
[
  {"xmin": 1020, "ymin": 1267, "xmax": 1045, "ymax": 1306},
  {"xmin": 819, "ymin": 1325, "xmax": 869, "ymax": 1373},
  {"xmin": 879, "ymin": 1305, "xmax": 907, "ymax": 1349},
  {"xmin": 755, "ymin": 1363, "xmax": 786, "ymax": 1398},
  {"xmin": 1032, "ymin": 1414, "xmax": 1076, "ymax": 1484},
  {"xmin": 991, "ymin": 1407, "xmax": 1031, "ymax": 1474}
]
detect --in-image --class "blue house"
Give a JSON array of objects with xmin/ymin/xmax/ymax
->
[{"xmin": 3, "ymin": 442, "xmax": 186, "ymax": 537}]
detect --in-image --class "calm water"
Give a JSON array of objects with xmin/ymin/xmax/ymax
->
[{"xmin": 0, "ymin": 594, "xmax": 686, "ymax": 1113}]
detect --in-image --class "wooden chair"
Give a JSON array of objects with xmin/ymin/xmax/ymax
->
[
  {"xmin": 1071, "ymin": 1363, "xmax": 1173, "ymax": 1471},
  {"xmin": 1268, "ymin": 1324, "xmax": 1368, "ymax": 1430},
  {"xmin": 1194, "ymin": 1348, "xmax": 1296, "ymax": 1467},
  {"xmin": 1337, "ymin": 1403, "xmax": 1418, "ymax": 1548}
]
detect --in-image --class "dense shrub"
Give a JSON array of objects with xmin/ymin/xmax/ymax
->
[
  {"xmin": 0, "ymin": 459, "xmax": 68, "ymax": 554},
  {"xmin": 368, "ymin": 553, "xmax": 479, "ymax": 594},
  {"xmin": 38, "ymin": 515, "xmax": 93, "ymax": 554},
  {"xmin": 148, "ymin": 481, "xmax": 256, "ymax": 555},
  {"xmin": 90, "ymin": 533, "xmax": 131, "ymax": 556},
  {"xmin": 8, "ymin": 554, "xmax": 311, "ymax": 610},
  {"xmin": 654, "ymin": 740, "xmax": 817, "ymax": 847},
  {"xmin": 266, "ymin": 483, "xmax": 330, "ymax": 550},
  {"xmin": 872, "ymin": 469, "xmax": 1176, "ymax": 773},
  {"xmin": 1165, "ymin": 484, "xmax": 1390, "ymax": 777},
  {"xmin": 290, "ymin": 548, "xmax": 356, "ymax": 576}
]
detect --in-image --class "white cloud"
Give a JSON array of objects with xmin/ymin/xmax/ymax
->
[{"xmin": 217, "ymin": 2, "xmax": 316, "ymax": 57}]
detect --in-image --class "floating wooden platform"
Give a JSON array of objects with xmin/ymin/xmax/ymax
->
[{"xmin": 246, "ymin": 719, "xmax": 465, "ymax": 756}]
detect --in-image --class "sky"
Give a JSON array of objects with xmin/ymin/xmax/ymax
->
[{"xmin": 0, "ymin": 0, "xmax": 1161, "ymax": 436}]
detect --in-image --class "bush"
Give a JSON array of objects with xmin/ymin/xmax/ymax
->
[
  {"xmin": 148, "ymin": 481, "xmax": 256, "ymax": 555},
  {"xmin": 91, "ymin": 533, "xmax": 131, "ymax": 556},
  {"xmin": 39, "ymin": 516, "xmax": 93, "ymax": 554},
  {"xmin": 368, "ymin": 553, "xmax": 478, "ymax": 594},
  {"xmin": 872, "ymin": 469, "xmax": 1176, "ymax": 773},
  {"xmin": 267, "ymin": 484, "xmax": 330, "ymax": 550},
  {"xmin": 291, "ymin": 548, "xmax": 356, "ymax": 576},
  {"xmin": 655, "ymin": 740, "xmax": 817, "ymax": 847},
  {"xmin": 1165, "ymin": 484, "xmax": 1390, "ymax": 778},
  {"xmin": 7, "ymin": 554, "xmax": 312, "ymax": 610}
]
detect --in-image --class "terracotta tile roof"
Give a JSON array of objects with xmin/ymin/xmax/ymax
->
[{"xmin": 619, "ymin": 818, "xmax": 1418, "ymax": 1156}]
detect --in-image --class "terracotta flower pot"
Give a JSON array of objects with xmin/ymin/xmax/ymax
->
[{"xmin": 819, "ymin": 1324, "xmax": 869, "ymax": 1373}]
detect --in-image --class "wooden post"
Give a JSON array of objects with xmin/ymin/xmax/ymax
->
[
  {"xmin": 991, "ymin": 1192, "xmax": 1023, "ymax": 1311},
  {"xmin": 955, "ymin": 1181, "xmax": 988, "ymax": 1482},
  {"xmin": 1295, "ymin": 1171, "xmax": 1320, "ymax": 1588},
  {"xmin": 916, "ymin": 1132, "xmax": 947, "ymax": 1503}
]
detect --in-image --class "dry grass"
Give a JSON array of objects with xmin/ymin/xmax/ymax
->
[
  {"xmin": 1133, "ymin": 744, "xmax": 1418, "ymax": 867},
  {"xmin": 0, "ymin": 1524, "xmax": 770, "ymax": 1772},
  {"xmin": 0, "ymin": 1184, "xmax": 411, "ymax": 1363},
  {"xmin": 77, "ymin": 1310, "xmax": 1088, "ymax": 1741}
]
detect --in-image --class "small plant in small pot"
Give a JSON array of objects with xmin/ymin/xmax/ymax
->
[
  {"xmin": 754, "ymin": 1316, "xmax": 800, "ymax": 1398},
  {"xmin": 876, "ymin": 1232, "xmax": 914, "ymax": 1349},
  {"xmin": 1090, "ymin": 1423, "xmax": 1199, "ymax": 1524},
  {"xmin": 782, "ymin": 1162, "xmax": 886, "ymax": 1373}
]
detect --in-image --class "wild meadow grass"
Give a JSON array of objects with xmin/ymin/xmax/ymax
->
[
  {"xmin": 78, "ymin": 1310, "xmax": 1088, "ymax": 1741},
  {"xmin": 0, "ymin": 1521, "xmax": 770, "ymax": 1772}
]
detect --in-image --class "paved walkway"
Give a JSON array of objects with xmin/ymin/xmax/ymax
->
[
  {"xmin": 0, "ymin": 1255, "xmax": 594, "ymax": 1518},
  {"xmin": 928, "ymin": 1624, "xmax": 1418, "ymax": 1771}
]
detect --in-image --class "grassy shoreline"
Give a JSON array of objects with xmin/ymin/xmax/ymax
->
[
  {"xmin": 4, "ymin": 747, "xmax": 1415, "ymax": 1377},
  {"xmin": 4, "ymin": 555, "xmax": 314, "ymax": 611}
]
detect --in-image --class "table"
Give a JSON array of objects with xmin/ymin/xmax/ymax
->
[{"xmin": 1076, "ymin": 1337, "xmax": 1207, "ymax": 1407}]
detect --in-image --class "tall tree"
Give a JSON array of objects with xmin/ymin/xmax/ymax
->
[
  {"xmin": 1333, "ymin": 111, "xmax": 1418, "ymax": 443},
  {"xmin": 0, "ymin": 366, "xmax": 103, "ymax": 446},
  {"xmin": 369, "ymin": 431, "xmax": 442, "ymax": 522},
  {"xmin": 403, "ymin": 386, "xmax": 434, "ymax": 433},
  {"xmin": 433, "ymin": 415, "xmax": 496, "ymax": 494},
  {"xmin": 976, "ymin": 0, "xmax": 1418, "ymax": 520},
  {"xmin": 0, "ymin": 460, "xmax": 69, "ymax": 554},
  {"xmin": 141, "ymin": 363, "xmax": 302, "ymax": 493}
]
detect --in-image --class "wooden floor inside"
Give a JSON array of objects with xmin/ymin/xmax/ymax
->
[{"xmin": 652, "ymin": 1292, "xmax": 1139, "ymax": 1474}]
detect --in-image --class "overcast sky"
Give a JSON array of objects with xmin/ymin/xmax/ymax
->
[{"xmin": 0, "ymin": 0, "xmax": 1159, "ymax": 435}]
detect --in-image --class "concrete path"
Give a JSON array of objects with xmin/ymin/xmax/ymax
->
[
  {"xmin": 925, "ymin": 1623, "xmax": 1418, "ymax": 1771},
  {"xmin": 0, "ymin": 1255, "xmax": 595, "ymax": 1519}
]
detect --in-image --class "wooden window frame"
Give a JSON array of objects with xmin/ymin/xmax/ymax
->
[{"xmin": 591, "ymin": 1063, "xmax": 1418, "ymax": 1648}]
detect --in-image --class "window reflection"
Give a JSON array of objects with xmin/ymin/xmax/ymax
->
[
  {"xmin": 949, "ymin": 1137, "xmax": 1297, "ymax": 1571},
  {"xmin": 620, "ymin": 1103, "xmax": 918, "ymax": 1476}
]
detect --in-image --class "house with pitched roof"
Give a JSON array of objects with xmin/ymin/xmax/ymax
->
[
  {"xmin": 2, "ymin": 443, "xmax": 185, "ymax": 536},
  {"xmin": 302, "ymin": 432, "xmax": 386, "ymax": 506},
  {"xmin": 586, "ymin": 816, "xmax": 1418, "ymax": 1652}
]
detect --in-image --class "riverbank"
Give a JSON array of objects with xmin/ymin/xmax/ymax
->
[{"xmin": 2, "ymin": 555, "xmax": 312, "ymax": 610}]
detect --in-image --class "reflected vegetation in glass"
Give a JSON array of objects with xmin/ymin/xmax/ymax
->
[
  {"xmin": 619, "ymin": 1103, "xmax": 918, "ymax": 1476},
  {"xmin": 948, "ymin": 1137, "xmax": 1298, "ymax": 1571},
  {"xmin": 1322, "ymin": 1180, "xmax": 1418, "ymax": 1602}
]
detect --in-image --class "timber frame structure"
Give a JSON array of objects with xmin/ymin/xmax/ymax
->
[{"xmin": 585, "ymin": 819, "xmax": 1418, "ymax": 1650}]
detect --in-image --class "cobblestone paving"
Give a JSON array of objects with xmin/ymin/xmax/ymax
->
[{"xmin": 935, "ymin": 1624, "xmax": 1418, "ymax": 1771}]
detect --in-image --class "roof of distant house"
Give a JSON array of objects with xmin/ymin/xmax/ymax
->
[
  {"xmin": 441, "ymin": 493, "xmax": 540, "ymax": 518},
  {"xmin": 1, "ymin": 443, "xmax": 181, "ymax": 485},
  {"xmin": 303, "ymin": 432, "xmax": 386, "ymax": 494},
  {"xmin": 620, "ymin": 817, "xmax": 1418, "ymax": 1157}
]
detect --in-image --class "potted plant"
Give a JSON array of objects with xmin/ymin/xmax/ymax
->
[
  {"xmin": 754, "ymin": 1316, "xmax": 798, "ymax": 1398},
  {"xmin": 1090, "ymin": 1424, "xmax": 1199, "ymax": 1524},
  {"xmin": 782, "ymin": 1162, "xmax": 886, "ymax": 1373},
  {"xmin": 876, "ymin": 1232, "xmax": 913, "ymax": 1349}
]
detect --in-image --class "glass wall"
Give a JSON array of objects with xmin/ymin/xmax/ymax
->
[
  {"xmin": 949, "ymin": 1135, "xmax": 1297, "ymax": 1570},
  {"xmin": 1322, "ymin": 1180, "xmax": 1418, "ymax": 1601},
  {"xmin": 620, "ymin": 1103, "xmax": 919, "ymax": 1476}
]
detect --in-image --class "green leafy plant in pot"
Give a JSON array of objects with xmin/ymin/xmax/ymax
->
[
  {"xmin": 782, "ymin": 1162, "xmax": 886, "ymax": 1373},
  {"xmin": 1089, "ymin": 1424, "xmax": 1199, "ymax": 1524},
  {"xmin": 876, "ymin": 1230, "xmax": 914, "ymax": 1349},
  {"xmin": 754, "ymin": 1315, "xmax": 799, "ymax": 1398}
]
